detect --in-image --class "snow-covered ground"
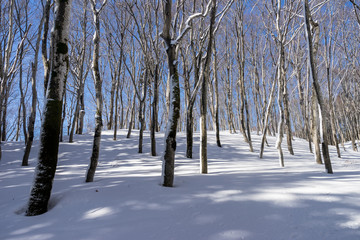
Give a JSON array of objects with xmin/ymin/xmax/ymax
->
[{"xmin": 0, "ymin": 130, "xmax": 359, "ymax": 240}]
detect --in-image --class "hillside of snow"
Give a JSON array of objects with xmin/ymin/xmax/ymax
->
[{"xmin": 0, "ymin": 130, "xmax": 360, "ymax": 240}]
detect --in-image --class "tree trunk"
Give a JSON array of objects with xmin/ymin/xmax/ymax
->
[
  {"xmin": 59, "ymin": 92, "xmax": 66, "ymax": 142},
  {"xmin": 151, "ymin": 64, "xmax": 159, "ymax": 156},
  {"xmin": 283, "ymin": 84, "xmax": 294, "ymax": 155},
  {"xmin": 259, "ymin": 72, "xmax": 277, "ymax": 159},
  {"xmin": 86, "ymin": 0, "xmax": 107, "ymax": 182},
  {"xmin": 311, "ymin": 87, "xmax": 322, "ymax": 164},
  {"xmin": 70, "ymin": 1, "xmax": 88, "ymax": 141},
  {"xmin": 0, "ymin": 0, "xmax": 15, "ymax": 152},
  {"xmin": 186, "ymin": 106, "xmax": 194, "ymax": 158},
  {"xmin": 113, "ymin": 81, "xmax": 119, "ymax": 140},
  {"xmin": 275, "ymin": 49, "xmax": 285, "ymax": 167},
  {"xmin": 19, "ymin": 48, "xmax": 27, "ymax": 144},
  {"xmin": 161, "ymin": 43, "xmax": 180, "ymax": 186},
  {"xmin": 213, "ymin": 42, "xmax": 221, "ymax": 147},
  {"xmin": 200, "ymin": 0, "xmax": 216, "ymax": 173},
  {"xmin": 295, "ymin": 55, "xmax": 312, "ymax": 153},
  {"xmin": 26, "ymin": 0, "xmax": 72, "ymax": 216},
  {"xmin": 107, "ymin": 77, "xmax": 116, "ymax": 130},
  {"xmin": 138, "ymin": 69, "xmax": 148, "ymax": 154},
  {"xmin": 324, "ymin": 28, "xmax": 341, "ymax": 158},
  {"xmin": 42, "ymin": 0, "xmax": 51, "ymax": 97},
  {"xmin": 22, "ymin": 13, "xmax": 44, "ymax": 165},
  {"xmin": 304, "ymin": 0, "xmax": 333, "ymax": 174},
  {"xmin": 160, "ymin": 0, "xmax": 180, "ymax": 187},
  {"xmin": 113, "ymin": 65, "xmax": 122, "ymax": 140},
  {"xmin": 69, "ymin": 96, "xmax": 80, "ymax": 143},
  {"xmin": 127, "ymin": 90, "xmax": 136, "ymax": 138},
  {"xmin": 236, "ymin": 8, "xmax": 252, "ymax": 151}
]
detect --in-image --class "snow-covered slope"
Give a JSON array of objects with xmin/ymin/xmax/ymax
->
[{"xmin": 1, "ymin": 130, "xmax": 359, "ymax": 240}]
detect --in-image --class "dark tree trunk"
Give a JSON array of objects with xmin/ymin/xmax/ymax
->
[
  {"xmin": 151, "ymin": 64, "xmax": 159, "ymax": 156},
  {"xmin": 138, "ymin": 69, "xmax": 148, "ymax": 154},
  {"xmin": 186, "ymin": 106, "xmax": 194, "ymax": 158},
  {"xmin": 126, "ymin": 91, "xmax": 136, "ymax": 138},
  {"xmin": 113, "ymin": 74, "xmax": 120, "ymax": 140},
  {"xmin": 26, "ymin": 0, "xmax": 72, "ymax": 216},
  {"xmin": 161, "ymin": 0, "xmax": 180, "ymax": 187},
  {"xmin": 213, "ymin": 41, "xmax": 221, "ymax": 147}
]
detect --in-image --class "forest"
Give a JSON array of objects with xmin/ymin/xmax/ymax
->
[{"xmin": 0, "ymin": 0, "xmax": 360, "ymax": 217}]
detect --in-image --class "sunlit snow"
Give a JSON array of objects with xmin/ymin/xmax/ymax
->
[{"xmin": 0, "ymin": 130, "xmax": 359, "ymax": 240}]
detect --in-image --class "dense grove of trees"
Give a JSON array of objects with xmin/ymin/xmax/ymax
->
[{"xmin": 0, "ymin": 0, "xmax": 359, "ymax": 214}]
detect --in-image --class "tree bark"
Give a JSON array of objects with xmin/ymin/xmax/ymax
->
[
  {"xmin": 275, "ymin": 46, "xmax": 285, "ymax": 167},
  {"xmin": 69, "ymin": 1, "xmax": 88, "ymax": 142},
  {"xmin": 138, "ymin": 68, "xmax": 148, "ymax": 154},
  {"xmin": 26, "ymin": 0, "xmax": 72, "ymax": 216},
  {"xmin": 259, "ymin": 72, "xmax": 277, "ymax": 159},
  {"xmin": 151, "ymin": 64, "xmax": 159, "ymax": 156},
  {"xmin": 304, "ymin": 0, "xmax": 333, "ymax": 174},
  {"xmin": 235, "ymin": 4, "xmax": 252, "ymax": 150},
  {"xmin": 22, "ymin": 8, "xmax": 44, "ymax": 166},
  {"xmin": 274, "ymin": 1, "xmax": 285, "ymax": 167},
  {"xmin": 324, "ymin": 26, "xmax": 341, "ymax": 158},
  {"xmin": 283, "ymin": 83, "xmax": 294, "ymax": 155},
  {"xmin": 42, "ymin": 0, "xmax": 51, "ymax": 97},
  {"xmin": 212, "ymin": 41, "xmax": 221, "ymax": 147},
  {"xmin": 200, "ymin": 0, "xmax": 216, "ymax": 174},
  {"xmin": 86, "ymin": 0, "xmax": 107, "ymax": 183},
  {"xmin": 126, "ymin": 89, "xmax": 136, "ymax": 139}
]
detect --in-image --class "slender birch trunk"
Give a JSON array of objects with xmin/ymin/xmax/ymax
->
[
  {"xmin": 324, "ymin": 26, "xmax": 341, "ymax": 158},
  {"xmin": 259, "ymin": 72, "xmax": 277, "ymax": 159},
  {"xmin": 86, "ymin": 0, "xmax": 107, "ymax": 183},
  {"xmin": 274, "ymin": 1, "xmax": 285, "ymax": 167},
  {"xmin": 22, "ymin": 8, "xmax": 44, "ymax": 166},
  {"xmin": 275, "ymin": 47, "xmax": 285, "ymax": 167},
  {"xmin": 69, "ymin": 1, "xmax": 88, "ymax": 142},
  {"xmin": 304, "ymin": 0, "xmax": 333, "ymax": 173},
  {"xmin": 126, "ymin": 89, "xmax": 136, "ymax": 138},
  {"xmin": 42, "ymin": 0, "xmax": 51, "ymax": 97},
  {"xmin": 283, "ymin": 83, "xmax": 294, "ymax": 155}
]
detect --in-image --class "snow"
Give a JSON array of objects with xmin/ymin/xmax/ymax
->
[{"xmin": 1, "ymin": 130, "xmax": 360, "ymax": 240}]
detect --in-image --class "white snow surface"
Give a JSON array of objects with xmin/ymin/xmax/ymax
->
[{"xmin": 1, "ymin": 130, "xmax": 360, "ymax": 240}]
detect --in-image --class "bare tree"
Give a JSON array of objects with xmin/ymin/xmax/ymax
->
[
  {"xmin": 86, "ymin": 0, "xmax": 108, "ymax": 183},
  {"xmin": 42, "ymin": 0, "xmax": 51, "ymax": 97},
  {"xmin": 160, "ymin": 0, "xmax": 212, "ymax": 186},
  {"xmin": 0, "ymin": 0, "xmax": 29, "ymax": 159},
  {"xmin": 304, "ymin": 0, "xmax": 333, "ymax": 174},
  {"xmin": 22, "ymin": 0, "xmax": 46, "ymax": 166},
  {"xmin": 235, "ymin": 0, "xmax": 253, "ymax": 152},
  {"xmin": 350, "ymin": 0, "xmax": 360, "ymax": 26},
  {"xmin": 26, "ymin": 0, "xmax": 72, "ymax": 216},
  {"xmin": 69, "ymin": 0, "xmax": 90, "ymax": 143},
  {"xmin": 323, "ymin": 9, "xmax": 341, "ymax": 158},
  {"xmin": 160, "ymin": 0, "xmax": 182, "ymax": 187},
  {"xmin": 211, "ymin": 40, "xmax": 221, "ymax": 147},
  {"xmin": 200, "ymin": 0, "xmax": 217, "ymax": 174}
]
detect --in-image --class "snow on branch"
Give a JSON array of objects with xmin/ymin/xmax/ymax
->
[
  {"xmin": 172, "ymin": 0, "xmax": 213, "ymax": 46},
  {"xmin": 90, "ymin": 0, "xmax": 108, "ymax": 14},
  {"xmin": 213, "ymin": 0, "xmax": 234, "ymax": 35}
]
